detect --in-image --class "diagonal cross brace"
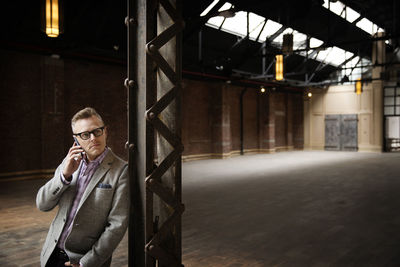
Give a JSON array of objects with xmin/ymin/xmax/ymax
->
[
  {"xmin": 147, "ymin": 205, "xmax": 185, "ymax": 246},
  {"xmin": 148, "ymin": 45, "xmax": 179, "ymax": 84},
  {"xmin": 146, "ymin": 86, "xmax": 178, "ymax": 120},
  {"xmin": 147, "ymin": 21, "xmax": 184, "ymax": 50},
  {"xmin": 146, "ymin": 244, "xmax": 182, "ymax": 267},
  {"xmin": 159, "ymin": 0, "xmax": 182, "ymax": 22},
  {"xmin": 142, "ymin": 1, "xmax": 184, "ymax": 266}
]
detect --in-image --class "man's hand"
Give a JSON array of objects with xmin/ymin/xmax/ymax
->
[
  {"xmin": 62, "ymin": 142, "xmax": 84, "ymax": 179},
  {"xmin": 64, "ymin": 261, "xmax": 81, "ymax": 267}
]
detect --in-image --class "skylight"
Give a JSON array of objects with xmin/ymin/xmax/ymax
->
[
  {"xmin": 255, "ymin": 20, "xmax": 283, "ymax": 41},
  {"xmin": 323, "ymin": 1, "xmax": 346, "ymax": 18},
  {"xmin": 206, "ymin": 2, "xmax": 233, "ymax": 30},
  {"xmin": 315, "ymin": 46, "xmax": 352, "ymax": 66},
  {"xmin": 200, "ymin": 0, "xmax": 220, "ymax": 17},
  {"xmin": 356, "ymin": 18, "xmax": 384, "ymax": 35},
  {"xmin": 345, "ymin": 6, "xmax": 360, "ymax": 23},
  {"xmin": 222, "ymin": 11, "xmax": 265, "ymax": 38},
  {"xmin": 310, "ymin": 38, "xmax": 324, "ymax": 48},
  {"xmin": 340, "ymin": 56, "xmax": 372, "ymax": 83},
  {"xmin": 199, "ymin": 1, "xmax": 372, "ymax": 82},
  {"xmin": 247, "ymin": 19, "xmax": 268, "ymax": 40},
  {"xmin": 322, "ymin": 0, "xmax": 384, "ymax": 35},
  {"xmin": 292, "ymin": 31, "xmax": 308, "ymax": 49},
  {"xmin": 205, "ymin": 3, "xmax": 276, "ymax": 40}
]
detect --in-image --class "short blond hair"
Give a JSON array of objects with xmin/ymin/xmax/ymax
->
[{"xmin": 71, "ymin": 107, "xmax": 104, "ymax": 129}]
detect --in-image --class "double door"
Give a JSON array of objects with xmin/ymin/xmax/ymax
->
[{"xmin": 325, "ymin": 114, "xmax": 358, "ymax": 151}]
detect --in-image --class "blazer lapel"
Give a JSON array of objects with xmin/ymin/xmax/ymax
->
[{"xmin": 76, "ymin": 151, "xmax": 115, "ymax": 212}]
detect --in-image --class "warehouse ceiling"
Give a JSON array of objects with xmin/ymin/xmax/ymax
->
[
  {"xmin": 1, "ymin": 0, "xmax": 399, "ymax": 88},
  {"xmin": 183, "ymin": 0, "xmax": 400, "ymax": 87}
]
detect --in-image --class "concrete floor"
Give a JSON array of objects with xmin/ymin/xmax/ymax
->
[
  {"xmin": 1, "ymin": 151, "xmax": 400, "ymax": 266},
  {"xmin": 181, "ymin": 151, "xmax": 400, "ymax": 266}
]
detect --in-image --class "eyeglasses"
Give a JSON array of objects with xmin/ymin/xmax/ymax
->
[{"xmin": 73, "ymin": 126, "xmax": 105, "ymax": 140}]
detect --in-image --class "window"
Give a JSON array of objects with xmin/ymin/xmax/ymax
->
[{"xmin": 384, "ymin": 87, "xmax": 400, "ymax": 115}]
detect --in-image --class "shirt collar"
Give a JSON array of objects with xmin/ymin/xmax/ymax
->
[{"xmin": 83, "ymin": 147, "xmax": 109, "ymax": 166}]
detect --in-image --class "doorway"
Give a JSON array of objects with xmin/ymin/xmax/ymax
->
[{"xmin": 325, "ymin": 114, "xmax": 358, "ymax": 151}]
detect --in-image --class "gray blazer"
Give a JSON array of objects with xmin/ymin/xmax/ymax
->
[{"xmin": 37, "ymin": 149, "xmax": 129, "ymax": 267}]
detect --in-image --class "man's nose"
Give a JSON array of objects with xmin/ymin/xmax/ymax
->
[{"xmin": 89, "ymin": 133, "xmax": 97, "ymax": 140}]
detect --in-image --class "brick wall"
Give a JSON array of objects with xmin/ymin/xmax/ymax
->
[
  {"xmin": 181, "ymin": 81, "xmax": 304, "ymax": 160},
  {"xmin": 0, "ymin": 49, "xmax": 304, "ymax": 177},
  {"xmin": 0, "ymin": 50, "xmax": 42, "ymax": 174},
  {"xmin": 181, "ymin": 79, "xmax": 212, "ymax": 156},
  {"xmin": 0, "ymin": 50, "xmax": 127, "ymax": 179},
  {"xmin": 63, "ymin": 58, "xmax": 127, "ymax": 161}
]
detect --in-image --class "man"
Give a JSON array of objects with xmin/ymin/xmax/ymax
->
[{"xmin": 37, "ymin": 107, "xmax": 129, "ymax": 267}]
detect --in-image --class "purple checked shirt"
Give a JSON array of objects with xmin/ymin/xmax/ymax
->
[{"xmin": 58, "ymin": 147, "xmax": 109, "ymax": 250}]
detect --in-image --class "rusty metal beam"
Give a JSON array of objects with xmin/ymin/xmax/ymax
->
[
  {"xmin": 145, "ymin": 0, "xmax": 184, "ymax": 266},
  {"xmin": 126, "ymin": 0, "xmax": 145, "ymax": 266},
  {"xmin": 127, "ymin": 0, "xmax": 157, "ymax": 266},
  {"xmin": 127, "ymin": 0, "xmax": 183, "ymax": 266},
  {"xmin": 126, "ymin": 0, "xmax": 144, "ymax": 265}
]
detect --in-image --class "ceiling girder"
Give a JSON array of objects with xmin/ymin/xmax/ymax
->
[{"xmin": 183, "ymin": 0, "xmax": 227, "ymax": 41}]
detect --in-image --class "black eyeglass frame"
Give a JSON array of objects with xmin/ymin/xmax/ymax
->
[{"xmin": 73, "ymin": 126, "xmax": 105, "ymax": 140}]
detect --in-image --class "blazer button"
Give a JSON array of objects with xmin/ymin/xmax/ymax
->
[{"xmin": 54, "ymin": 239, "xmax": 58, "ymax": 243}]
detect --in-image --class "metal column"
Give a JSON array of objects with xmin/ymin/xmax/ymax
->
[{"xmin": 126, "ymin": 0, "xmax": 184, "ymax": 266}]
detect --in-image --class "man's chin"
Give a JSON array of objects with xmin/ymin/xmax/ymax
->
[{"xmin": 87, "ymin": 149, "xmax": 103, "ymax": 161}]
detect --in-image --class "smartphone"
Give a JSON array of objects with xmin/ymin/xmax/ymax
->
[{"xmin": 73, "ymin": 136, "xmax": 84, "ymax": 157}]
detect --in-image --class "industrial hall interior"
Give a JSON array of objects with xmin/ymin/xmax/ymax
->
[{"xmin": 1, "ymin": 0, "xmax": 400, "ymax": 266}]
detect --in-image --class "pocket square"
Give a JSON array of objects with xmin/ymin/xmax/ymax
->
[{"xmin": 97, "ymin": 183, "xmax": 112, "ymax": 189}]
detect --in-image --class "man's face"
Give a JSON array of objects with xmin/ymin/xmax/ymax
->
[{"xmin": 72, "ymin": 115, "xmax": 107, "ymax": 161}]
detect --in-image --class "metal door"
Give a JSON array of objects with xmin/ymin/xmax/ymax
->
[
  {"xmin": 325, "ymin": 114, "xmax": 358, "ymax": 151},
  {"xmin": 325, "ymin": 115, "xmax": 341, "ymax": 150},
  {"xmin": 341, "ymin": 114, "xmax": 358, "ymax": 151}
]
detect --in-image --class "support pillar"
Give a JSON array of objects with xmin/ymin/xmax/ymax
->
[
  {"xmin": 261, "ymin": 93, "xmax": 276, "ymax": 152},
  {"xmin": 126, "ymin": 0, "xmax": 149, "ymax": 265},
  {"xmin": 286, "ymin": 93, "xmax": 294, "ymax": 149},
  {"xmin": 212, "ymin": 85, "xmax": 231, "ymax": 157},
  {"xmin": 371, "ymin": 32, "xmax": 385, "ymax": 151},
  {"xmin": 127, "ymin": 0, "xmax": 184, "ymax": 266}
]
